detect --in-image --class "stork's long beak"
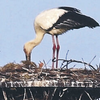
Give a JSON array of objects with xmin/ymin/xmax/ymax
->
[
  {"xmin": 26, "ymin": 53, "xmax": 31, "ymax": 61},
  {"xmin": 24, "ymin": 47, "xmax": 31, "ymax": 61}
]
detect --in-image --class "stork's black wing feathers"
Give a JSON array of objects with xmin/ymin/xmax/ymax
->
[
  {"xmin": 58, "ymin": 7, "xmax": 81, "ymax": 13},
  {"xmin": 47, "ymin": 12, "xmax": 99, "ymax": 32},
  {"xmin": 55, "ymin": 12, "xmax": 99, "ymax": 29}
]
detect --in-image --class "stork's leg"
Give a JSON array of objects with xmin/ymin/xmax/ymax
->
[
  {"xmin": 52, "ymin": 35, "xmax": 56, "ymax": 69},
  {"xmin": 56, "ymin": 35, "xmax": 60, "ymax": 68}
]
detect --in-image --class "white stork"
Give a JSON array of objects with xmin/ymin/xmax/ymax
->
[{"xmin": 24, "ymin": 7, "xmax": 99, "ymax": 69}]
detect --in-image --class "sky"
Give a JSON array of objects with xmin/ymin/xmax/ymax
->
[{"xmin": 0, "ymin": 0, "xmax": 100, "ymax": 69}]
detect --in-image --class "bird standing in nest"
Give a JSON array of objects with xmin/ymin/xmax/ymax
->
[{"xmin": 24, "ymin": 7, "xmax": 99, "ymax": 69}]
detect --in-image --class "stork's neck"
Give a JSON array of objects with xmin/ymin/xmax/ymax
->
[
  {"xmin": 24, "ymin": 32, "xmax": 45, "ymax": 58},
  {"xmin": 29, "ymin": 32, "xmax": 45, "ymax": 49}
]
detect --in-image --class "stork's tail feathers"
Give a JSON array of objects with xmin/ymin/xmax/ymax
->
[
  {"xmin": 84, "ymin": 16, "xmax": 99, "ymax": 28},
  {"xmin": 75, "ymin": 13, "xmax": 100, "ymax": 29},
  {"xmin": 66, "ymin": 12, "xmax": 100, "ymax": 29}
]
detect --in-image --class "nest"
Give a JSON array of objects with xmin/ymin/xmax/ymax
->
[{"xmin": 0, "ymin": 58, "xmax": 100, "ymax": 87}]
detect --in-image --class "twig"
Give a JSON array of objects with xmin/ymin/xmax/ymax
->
[
  {"xmin": 89, "ymin": 55, "xmax": 96, "ymax": 64},
  {"xmin": 22, "ymin": 67, "xmax": 32, "ymax": 73},
  {"xmin": 82, "ymin": 58, "xmax": 87, "ymax": 69},
  {"xmin": 59, "ymin": 88, "xmax": 68, "ymax": 98},
  {"xmin": 28, "ymin": 88, "xmax": 34, "ymax": 100},
  {"xmin": 23, "ymin": 88, "xmax": 27, "ymax": 100},
  {"xmin": 85, "ymin": 91, "xmax": 92, "ymax": 100},
  {"xmin": 2, "ymin": 89, "xmax": 8, "ymax": 100},
  {"xmin": 10, "ymin": 94, "xmax": 15, "ymax": 100},
  {"xmin": 63, "ymin": 88, "xmax": 68, "ymax": 92},
  {"xmin": 59, "ymin": 91, "xmax": 65, "ymax": 98},
  {"xmin": 60, "ymin": 50, "xmax": 69, "ymax": 68},
  {"xmin": 43, "ymin": 60, "xmax": 48, "ymax": 69},
  {"xmin": 55, "ymin": 59, "xmax": 97, "ymax": 71},
  {"xmin": 51, "ymin": 88, "xmax": 57, "ymax": 100},
  {"xmin": 68, "ymin": 64, "xmax": 76, "ymax": 69},
  {"xmin": 69, "ymin": 59, "xmax": 96, "ymax": 71},
  {"xmin": 43, "ymin": 90, "xmax": 50, "ymax": 100},
  {"xmin": 46, "ymin": 59, "xmax": 51, "ymax": 65},
  {"xmin": 79, "ymin": 93, "xmax": 83, "ymax": 100},
  {"xmin": 65, "ymin": 50, "xmax": 69, "ymax": 60}
]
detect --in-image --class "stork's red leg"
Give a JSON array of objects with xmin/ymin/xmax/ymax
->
[
  {"xmin": 52, "ymin": 35, "xmax": 56, "ymax": 69},
  {"xmin": 56, "ymin": 35, "xmax": 60, "ymax": 68}
]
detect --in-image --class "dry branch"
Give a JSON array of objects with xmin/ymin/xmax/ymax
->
[{"xmin": 53, "ymin": 58, "xmax": 97, "ymax": 71}]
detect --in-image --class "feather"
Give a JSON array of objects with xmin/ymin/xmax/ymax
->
[{"xmin": 47, "ymin": 11, "xmax": 99, "ymax": 32}]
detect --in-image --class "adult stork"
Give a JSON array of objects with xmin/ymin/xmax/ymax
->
[{"xmin": 24, "ymin": 7, "xmax": 99, "ymax": 69}]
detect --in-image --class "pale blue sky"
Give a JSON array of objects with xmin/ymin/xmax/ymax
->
[{"xmin": 0, "ymin": 0, "xmax": 100, "ymax": 68}]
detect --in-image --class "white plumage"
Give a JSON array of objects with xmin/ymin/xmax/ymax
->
[
  {"xmin": 35, "ymin": 8, "xmax": 67, "ymax": 32},
  {"xmin": 24, "ymin": 7, "xmax": 99, "ymax": 69}
]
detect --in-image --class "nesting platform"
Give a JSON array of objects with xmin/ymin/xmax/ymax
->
[
  {"xmin": 0, "ymin": 60, "xmax": 100, "ymax": 100},
  {"xmin": 0, "ymin": 61, "xmax": 100, "ymax": 87}
]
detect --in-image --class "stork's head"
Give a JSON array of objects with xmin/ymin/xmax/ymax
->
[{"xmin": 23, "ymin": 42, "xmax": 33, "ymax": 61}]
